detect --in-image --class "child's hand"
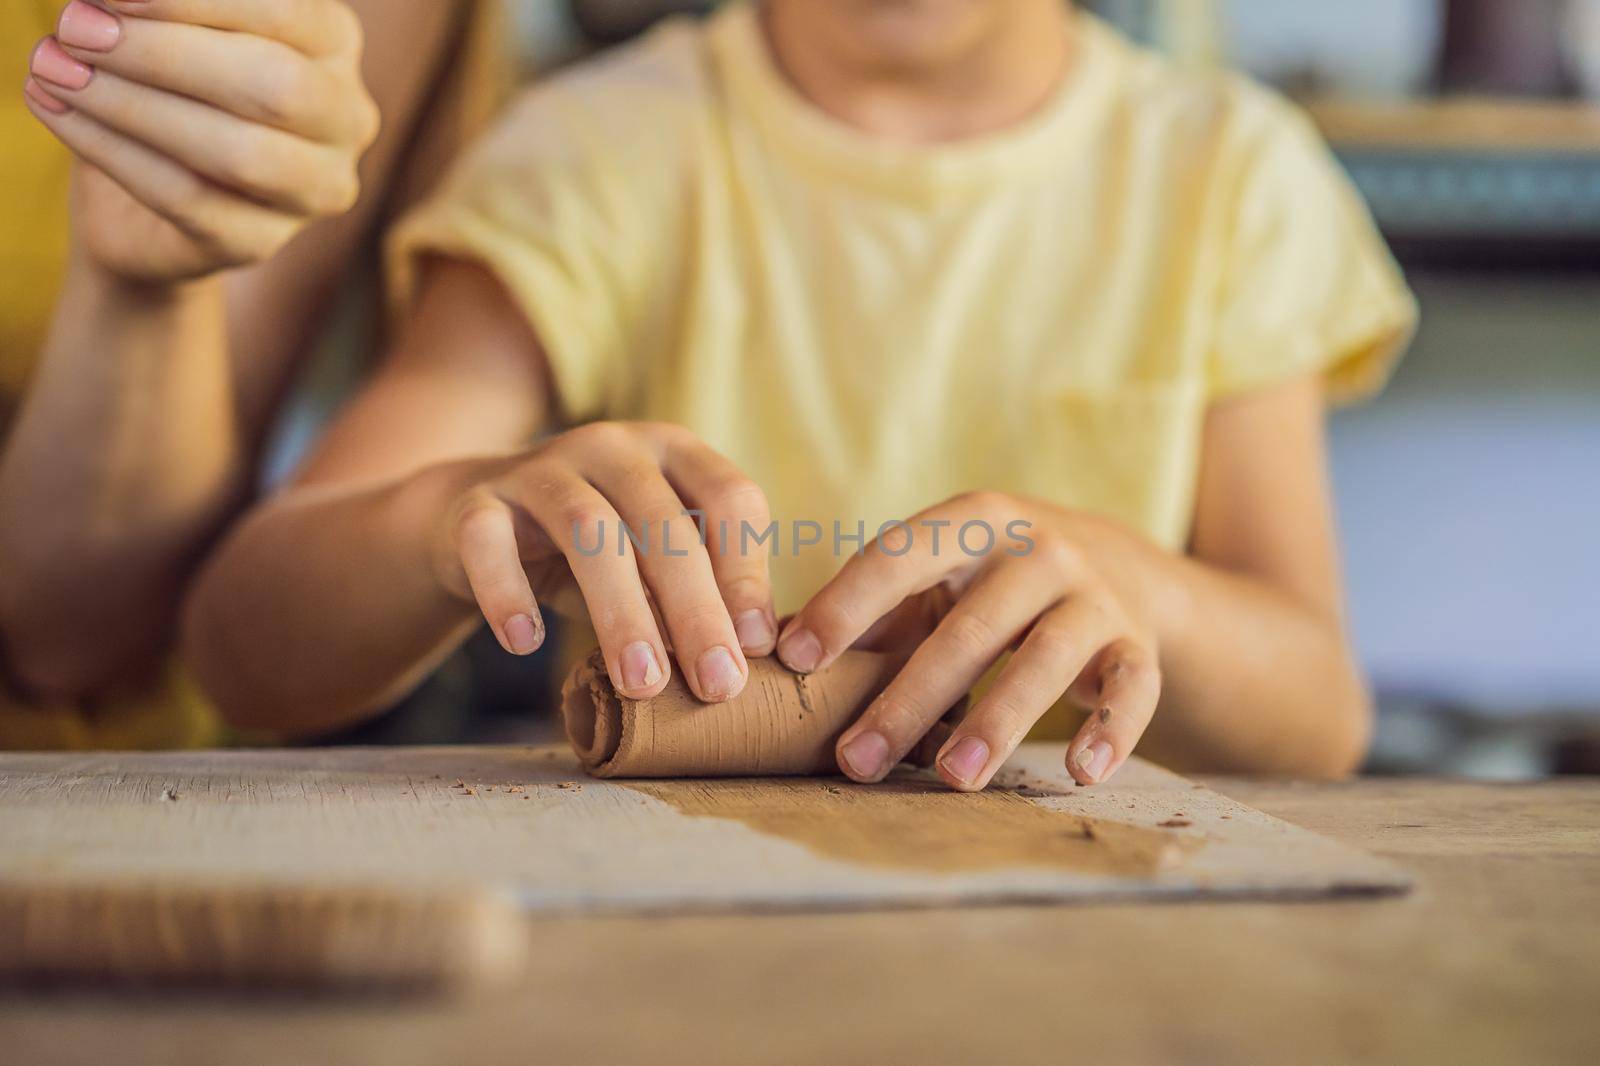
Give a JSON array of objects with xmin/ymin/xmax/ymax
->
[
  {"xmin": 777, "ymin": 493, "xmax": 1163, "ymax": 790},
  {"xmin": 429, "ymin": 422, "xmax": 777, "ymax": 704},
  {"xmin": 24, "ymin": 0, "xmax": 379, "ymax": 283}
]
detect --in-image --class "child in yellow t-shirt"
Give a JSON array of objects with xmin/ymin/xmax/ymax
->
[{"xmin": 186, "ymin": 1, "xmax": 1415, "ymax": 789}]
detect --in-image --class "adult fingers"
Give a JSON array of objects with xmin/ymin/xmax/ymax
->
[
  {"xmin": 102, "ymin": 0, "xmax": 363, "ymax": 59},
  {"xmin": 833, "ymin": 553, "xmax": 1067, "ymax": 784},
  {"xmin": 1065, "ymin": 638, "xmax": 1162, "ymax": 786},
  {"xmin": 584, "ymin": 440, "xmax": 747, "ymax": 702},
  {"xmin": 22, "ymin": 78, "xmax": 301, "ymax": 266},
  {"xmin": 661, "ymin": 431, "xmax": 777, "ymax": 657},
  {"xmin": 778, "ymin": 492, "xmax": 1024, "ymax": 675},
  {"xmin": 497, "ymin": 466, "xmax": 670, "ymax": 701},
  {"xmin": 452, "ymin": 491, "xmax": 545, "ymax": 658},
  {"xmin": 931, "ymin": 597, "xmax": 1124, "ymax": 791},
  {"xmin": 31, "ymin": 59, "xmax": 356, "ymax": 216},
  {"xmin": 56, "ymin": 9, "xmax": 375, "ymax": 145}
]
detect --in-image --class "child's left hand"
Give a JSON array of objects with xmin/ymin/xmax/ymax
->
[{"xmin": 776, "ymin": 492, "xmax": 1165, "ymax": 790}]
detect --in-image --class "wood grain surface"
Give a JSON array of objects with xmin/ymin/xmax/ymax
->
[
  {"xmin": 3, "ymin": 751, "xmax": 1596, "ymax": 1065},
  {"xmin": 0, "ymin": 745, "xmax": 1408, "ymax": 917}
]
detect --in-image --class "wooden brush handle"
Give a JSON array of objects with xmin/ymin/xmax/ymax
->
[{"xmin": 0, "ymin": 878, "xmax": 527, "ymax": 989}]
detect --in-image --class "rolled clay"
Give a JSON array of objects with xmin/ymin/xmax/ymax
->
[{"xmin": 562, "ymin": 647, "xmax": 953, "ymax": 778}]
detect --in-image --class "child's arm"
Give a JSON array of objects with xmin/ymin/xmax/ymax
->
[
  {"xmin": 777, "ymin": 375, "xmax": 1367, "ymax": 787},
  {"xmin": 181, "ymin": 260, "xmax": 777, "ymax": 736}
]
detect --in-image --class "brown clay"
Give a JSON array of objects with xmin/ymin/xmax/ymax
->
[
  {"xmin": 562, "ymin": 648, "xmax": 953, "ymax": 778},
  {"xmin": 628, "ymin": 777, "xmax": 1200, "ymax": 876}
]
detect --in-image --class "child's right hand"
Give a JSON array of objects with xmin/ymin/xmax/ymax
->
[{"xmin": 428, "ymin": 422, "xmax": 777, "ymax": 704}]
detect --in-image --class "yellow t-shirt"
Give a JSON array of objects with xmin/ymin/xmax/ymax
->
[{"xmin": 391, "ymin": 3, "xmax": 1416, "ymax": 616}]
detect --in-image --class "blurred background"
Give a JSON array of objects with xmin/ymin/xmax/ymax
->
[{"xmin": 282, "ymin": 0, "xmax": 1600, "ymax": 777}]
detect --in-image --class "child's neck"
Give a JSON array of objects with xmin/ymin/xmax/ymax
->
[{"xmin": 760, "ymin": 0, "xmax": 1075, "ymax": 145}]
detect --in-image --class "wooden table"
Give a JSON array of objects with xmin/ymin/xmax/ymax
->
[{"xmin": 1, "ymin": 753, "xmax": 1597, "ymax": 1065}]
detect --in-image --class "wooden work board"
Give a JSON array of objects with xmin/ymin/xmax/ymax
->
[{"xmin": 0, "ymin": 744, "xmax": 1409, "ymax": 913}]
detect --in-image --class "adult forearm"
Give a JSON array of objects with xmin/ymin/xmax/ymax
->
[
  {"xmin": 0, "ymin": 257, "xmax": 241, "ymax": 698},
  {"xmin": 181, "ymin": 463, "xmax": 480, "ymax": 737}
]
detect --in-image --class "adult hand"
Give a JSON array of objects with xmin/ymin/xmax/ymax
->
[
  {"xmin": 24, "ymin": 0, "xmax": 379, "ymax": 283},
  {"xmin": 429, "ymin": 422, "xmax": 779, "ymax": 705},
  {"xmin": 777, "ymin": 493, "xmax": 1164, "ymax": 790}
]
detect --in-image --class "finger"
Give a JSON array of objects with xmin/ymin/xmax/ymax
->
[
  {"xmin": 854, "ymin": 587, "xmax": 949, "ymax": 652},
  {"xmin": 24, "ymin": 76, "xmax": 70, "ymax": 116},
  {"xmin": 102, "ymin": 0, "xmax": 363, "ymax": 59},
  {"xmin": 1065, "ymin": 639, "xmax": 1161, "ymax": 786},
  {"xmin": 585, "ymin": 449, "xmax": 747, "ymax": 702},
  {"xmin": 57, "ymin": 9, "xmax": 373, "ymax": 144},
  {"xmin": 504, "ymin": 470, "xmax": 671, "ymax": 701},
  {"xmin": 931, "ymin": 598, "xmax": 1123, "ymax": 791},
  {"xmin": 22, "ymin": 80, "xmax": 300, "ymax": 265},
  {"xmin": 833, "ymin": 555, "xmax": 1066, "ymax": 784},
  {"xmin": 453, "ymin": 492, "xmax": 545, "ymax": 658},
  {"xmin": 38, "ymin": 62, "xmax": 356, "ymax": 216},
  {"xmin": 778, "ymin": 492, "xmax": 1021, "ymax": 675},
  {"xmin": 661, "ymin": 432, "xmax": 777, "ymax": 656}
]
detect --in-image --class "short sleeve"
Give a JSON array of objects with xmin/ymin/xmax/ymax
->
[
  {"xmin": 1208, "ymin": 89, "xmax": 1418, "ymax": 405},
  {"xmin": 386, "ymin": 28, "xmax": 701, "ymax": 422}
]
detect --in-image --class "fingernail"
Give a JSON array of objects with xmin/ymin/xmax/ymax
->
[
  {"xmin": 504, "ymin": 613, "xmax": 541, "ymax": 655},
  {"xmin": 24, "ymin": 78, "xmax": 69, "ymax": 115},
  {"xmin": 620, "ymin": 641, "xmax": 661, "ymax": 692},
  {"xmin": 938, "ymin": 736, "xmax": 990, "ymax": 786},
  {"xmin": 734, "ymin": 609, "xmax": 775, "ymax": 653},
  {"xmin": 1074, "ymin": 740, "xmax": 1114, "ymax": 783},
  {"xmin": 839, "ymin": 730, "xmax": 890, "ymax": 781},
  {"xmin": 31, "ymin": 38, "xmax": 94, "ymax": 91},
  {"xmin": 695, "ymin": 645, "xmax": 743, "ymax": 700},
  {"xmin": 777, "ymin": 626, "xmax": 823, "ymax": 673},
  {"xmin": 58, "ymin": 1, "xmax": 121, "ymax": 52}
]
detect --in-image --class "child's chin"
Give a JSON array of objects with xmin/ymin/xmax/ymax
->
[{"xmin": 823, "ymin": 0, "xmax": 1001, "ymax": 70}]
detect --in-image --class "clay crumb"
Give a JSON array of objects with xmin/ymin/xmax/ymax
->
[
  {"xmin": 824, "ymin": 785, "xmax": 843, "ymax": 795},
  {"xmin": 486, "ymin": 786, "xmax": 496, "ymax": 792},
  {"xmin": 160, "ymin": 788, "xmax": 180, "ymax": 802},
  {"xmin": 557, "ymin": 781, "xmax": 581, "ymax": 791},
  {"xmin": 454, "ymin": 779, "xmax": 466, "ymax": 788},
  {"xmin": 463, "ymin": 787, "xmax": 478, "ymax": 796},
  {"xmin": 1158, "ymin": 818, "xmax": 1192, "ymax": 829},
  {"xmin": 507, "ymin": 785, "xmax": 525, "ymax": 794}
]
